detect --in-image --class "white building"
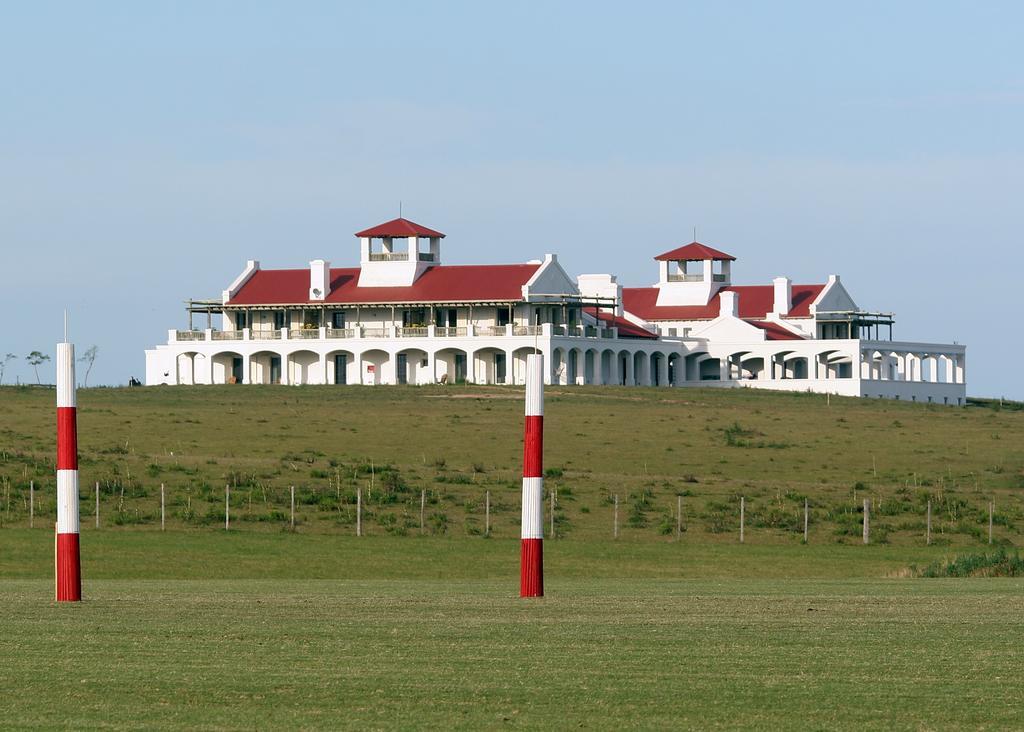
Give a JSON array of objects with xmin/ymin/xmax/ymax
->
[{"xmin": 145, "ymin": 217, "xmax": 966, "ymax": 404}]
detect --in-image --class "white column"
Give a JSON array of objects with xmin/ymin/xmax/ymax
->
[
  {"xmin": 657, "ymin": 353, "xmax": 669, "ymax": 387},
  {"xmin": 353, "ymin": 352, "xmax": 363, "ymax": 385},
  {"xmin": 242, "ymin": 353, "xmax": 251, "ymax": 384},
  {"xmin": 720, "ymin": 355, "xmax": 731, "ymax": 382},
  {"xmin": 592, "ymin": 351, "xmax": 603, "ymax": 385},
  {"xmin": 623, "ymin": 352, "xmax": 634, "ymax": 385},
  {"xmin": 575, "ymin": 350, "xmax": 585, "ymax": 385},
  {"xmin": 319, "ymin": 352, "xmax": 329, "ymax": 385}
]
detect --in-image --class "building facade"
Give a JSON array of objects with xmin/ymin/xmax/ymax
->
[{"xmin": 145, "ymin": 217, "xmax": 967, "ymax": 404}]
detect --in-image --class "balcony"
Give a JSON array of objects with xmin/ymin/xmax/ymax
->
[
  {"xmin": 666, "ymin": 273, "xmax": 704, "ymax": 283},
  {"xmin": 169, "ymin": 322, "xmax": 624, "ymax": 346},
  {"xmin": 368, "ymin": 252, "xmax": 409, "ymax": 262}
]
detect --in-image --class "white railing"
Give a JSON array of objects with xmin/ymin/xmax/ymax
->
[
  {"xmin": 211, "ymin": 330, "xmax": 242, "ymax": 341},
  {"xmin": 397, "ymin": 327, "xmax": 429, "ymax": 337},
  {"xmin": 176, "ymin": 330, "xmax": 205, "ymax": 341},
  {"xmin": 289, "ymin": 329, "xmax": 321, "ymax": 339},
  {"xmin": 667, "ymin": 274, "xmax": 703, "ymax": 283},
  {"xmin": 513, "ymin": 325, "xmax": 542, "ymax": 336},
  {"xmin": 436, "ymin": 327, "xmax": 468, "ymax": 337},
  {"xmin": 362, "ymin": 328, "xmax": 388, "ymax": 338},
  {"xmin": 368, "ymin": 252, "xmax": 408, "ymax": 262},
  {"xmin": 417, "ymin": 253, "xmax": 435, "ymax": 262},
  {"xmin": 480, "ymin": 326, "xmax": 507, "ymax": 336},
  {"xmin": 326, "ymin": 328, "xmax": 354, "ymax": 339},
  {"xmin": 252, "ymin": 329, "xmax": 282, "ymax": 340}
]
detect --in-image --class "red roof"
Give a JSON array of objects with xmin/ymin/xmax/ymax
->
[
  {"xmin": 585, "ymin": 309, "xmax": 658, "ymax": 339},
  {"xmin": 355, "ymin": 217, "xmax": 445, "ymax": 239},
  {"xmin": 622, "ymin": 284, "xmax": 825, "ymax": 321},
  {"xmin": 749, "ymin": 321, "xmax": 804, "ymax": 341},
  {"xmin": 229, "ymin": 264, "xmax": 539, "ymax": 305},
  {"xmin": 654, "ymin": 242, "xmax": 735, "ymax": 261}
]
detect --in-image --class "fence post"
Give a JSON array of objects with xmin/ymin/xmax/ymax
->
[
  {"xmin": 356, "ymin": 485, "xmax": 362, "ymax": 537},
  {"xmin": 550, "ymin": 488, "xmax": 556, "ymax": 539},
  {"xmin": 676, "ymin": 495, "xmax": 682, "ymax": 541},
  {"xmin": 803, "ymin": 498, "xmax": 809, "ymax": 543},
  {"xmin": 29, "ymin": 480, "xmax": 34, "ymax": 528},
  {"xmin": 420, "ymin": 489, "xmax": 425, "ymax": 534},
  {"xmin": 989, "ymin": 500, "xmax": 994, "ymax": 545},
  {"xmin": 740, "ymin": 496, "xmax": 745, "ymax": 544},
  {"xmin": 926, "ymin": 500, "xmax": 931, "ymax": 545},
  {"xmin": 95, "ymin": 481, "xmax": 99, "ymax": 529},
  {"xmin": 290, "ymin": 485, "xmax": 295, "ymax": 530},
  {"xmin": 613, "ymin": 494, "xmax": 619, "ymax": 539},
  {"xmin": 160, "ymin": 483, "xmax": 165, "ymax": 531},
  {"xmin": 485, "ymin": 490, "xmax": 490, "ymax": 537},
  {"xmin": 225, "ymin": 484, "xmax": 230, "ymax": 531},
  {"xmin": 862, "ymin": 498, "xmax": 869, "ymax": 544}
]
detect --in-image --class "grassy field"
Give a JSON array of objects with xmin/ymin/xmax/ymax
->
[
  {"xmin": 2, "ymin": 385, "xmax": 1024, "ymax": 728},
  {"xmin": 1, "ymin": 384, "xmax": 1023, "ymax": 545},
  {"xmin": 2, "ymin": 532, "xmax": 1023, "ymax": 729}
]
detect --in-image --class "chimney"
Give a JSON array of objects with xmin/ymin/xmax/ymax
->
[
  {"xmin": 772, "ymin": 276, "xmax": 792, "ymax": 316},
  {"xmin": 309, "ymin": 259, "xmax": 330, "ymax": 301},
  {"xmin": 719, "ymin": 290, "xmax": 738, "ymax": 318}
]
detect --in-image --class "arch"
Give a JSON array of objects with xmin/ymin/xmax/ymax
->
[
  {"xmin": 740, "ymin": 356, "xmax": 765, "ymax": 380},
  {"xmin": 469, "ymin": 346, "xmax": 508, "ymax": 385},
  {"xmin": 512, "ymin": 346, "xmax": 539, "ymax": 385},
  {"xmin": 667, "ymin": 353, "xmax": 682, "ymax": 385},
  {"xmin": 698, "ymin": 357, "xmax": 721, "ymax": 381},
  {"xmin": 568, "ymin": 347, "xmax": 585, "ymax": 385},
  {"xmin": 632, "ymin": 351, "xmax": 650, "ymax": 386},
  {"xmin": 250, "ymin": 349, "xmax": 286, "ymax": 385},
  {"xmin": 210, "ymin": 351, "xmax": 243, "ymax": 385},
  {"xmin": 552, "ymin": 347, "xmax": 568, "ymax": 385},
  {"xmin": 584, "ymin": 347, "xmax": 600, "ymax": 385},
  {"xmin": 287, "ymin": 349, "xmax": 321, "ymax": 385},
  {"xmin": 600, "ymin": 349, "xmax": 616, "ymax": 386},
  {"xmin": 787, "ymin": 356, "xmax": 809, "ymax": 379},
  {"xmin": 325, "ymin": 348, "xmax": 356, "ymax": 385},
  {"xmin": 175, "ymin": 351, "xmax": 199, "ymax": 385},
  {"xmin": 395, "ymin": 347, "xmax": 429, "ymax": 385},
  {"xmin": 617, "ymin": 349, "xmax": 633, "ymax": 385},
  {"xmin": 434, "ymin": 347, "xmax": 468, "ymax": 385},
  {"xmin": 359, "ymin": 349, "xmax": 390, "ymax": 385}
]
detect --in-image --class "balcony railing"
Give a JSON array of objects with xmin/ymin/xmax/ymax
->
[
  {"xmin": 170, "ymin": 322, "xmax": 624, "ymax": 345},
  {"xmin": 712, "ymin": 274, "xmax": 727, "ymax": 282},
  {"xmin": 417, "ymin": 253, "xmax": 435, "ymax": 262},
  {"xmin": 513, "ymin": 325, "xmax": 542, "ymax": 336},
  {"xmin": 436, "ymin": 327, "xmax": 467, "ymax": 337},
  {"xmin": 397, "ymin": 327, "xmax": 429, "ymax": 337},
  {"xmin": 289, "ymin": 329, "xmax": 321, "ymax": 339},
  {"xmin": 368, "ymin": 252, "xmax": 409, "ymax": 262},
  {"xmin": 667, "ymin": 273, "xmax": 704, "ymax": 283}
]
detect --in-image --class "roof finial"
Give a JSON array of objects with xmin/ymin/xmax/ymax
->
[
  {"xmin": 693, "ymin": 226, "xmax": 697, "ymax": 243},
  {"xmin": 399, "ymin": 200, "xmax": 403, "ymax": 219},
  {"xmin": 64, "ymin": 309, "xmax": 68, "ymax": 343}
]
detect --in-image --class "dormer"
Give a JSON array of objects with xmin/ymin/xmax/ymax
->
[
  {"xmin": 653, "ymin": 241, "xmax": 735, "ymax": 306},
  {"xmin": 355, "ymin": 217, "xmax": 444, "ymax": 287}
]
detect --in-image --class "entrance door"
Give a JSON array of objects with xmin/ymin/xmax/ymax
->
[
  {"xmin": 334, "ymin": 354, "xmax": 347, "ymax": 384},
  {"xmin": 396, "ymin": 353, "xmax": 408, "ymax": 385},
  {"xmin": 231, "ymin": 357, "xmax": 243, "ymax": 383},
  {"xmin": 494, "ymin": 353, "xmax": 506, "ymax": 384},
  {"xmin": 454, "ymin": 354, "xmax": 467, "ymax": 383},
  {"xmin": 270, "ymin": 356, "xmax": 282, "ymax": 384}
]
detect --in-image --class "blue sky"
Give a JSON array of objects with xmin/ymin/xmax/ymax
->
[{"xmin": 1, "ymin": 2, "xmax": 1021, "ymax": 396}]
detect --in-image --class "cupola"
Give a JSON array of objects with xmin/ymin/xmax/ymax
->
[
  {"xmin": 653, "ymin": 241, "xmax": 734, "ymax": 306},
  {"xmin": 355, "ymin": 217, "xmax": 445, "ymax": 287}
]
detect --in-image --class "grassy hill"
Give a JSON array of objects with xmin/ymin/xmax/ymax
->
[{"xmin": 1, "ymin": 383, "xmax": 1021, "ymax": 546}]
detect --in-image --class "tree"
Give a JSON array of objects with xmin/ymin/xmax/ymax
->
[
  {"xmin": 26, "ymin": 351, "xmax": 50, "ymax": 385},
  {"xmin": 78, "ymin": 346, "xmax": 98, "ymax": 387},
  {"xmin": 0, "ymin": 353, "xmax": 15, "ymax": 385}
]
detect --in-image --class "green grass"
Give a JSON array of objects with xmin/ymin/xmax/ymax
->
[
  {"xmin": 2, "ymin": 533, "xmax": 1023, "ymax": 729},
  {"xmin": 1, "ymin": 383, "xmax": 1023, "ymax": 545},
  {"xmin": 3, "ymin": 385, "xmax": 1024, "ymax": 728}
]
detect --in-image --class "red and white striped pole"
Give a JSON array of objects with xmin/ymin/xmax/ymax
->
[
  {"xmin": 521, "ymin": 353, "xmax": 544, "ymax": 598},
  {"xmin": 56, "ymin": 338, "xmax": 82, "ymax": 602}
]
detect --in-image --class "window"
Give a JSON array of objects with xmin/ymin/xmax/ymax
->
[
  {"xmin": 497, "ymin": 308, "xmax": 511, "ymax": 327},
  {"xmin": 273, "ymin": 311, "xmax": 287, "ymax": 330},
  {"xmin": 667, "ymin": 328, "xmax": 677, "ymax": 336},
  {"xmin": 403, "ymin": 309, "xmax": 427, "ymax": 327},
  {"xmin": 331, "ymin": 311, "xmax": 346, "ymax": 329},
  {"xmin": 235, "ymin": 312, "xmax": 248, "ymax": 329}
]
